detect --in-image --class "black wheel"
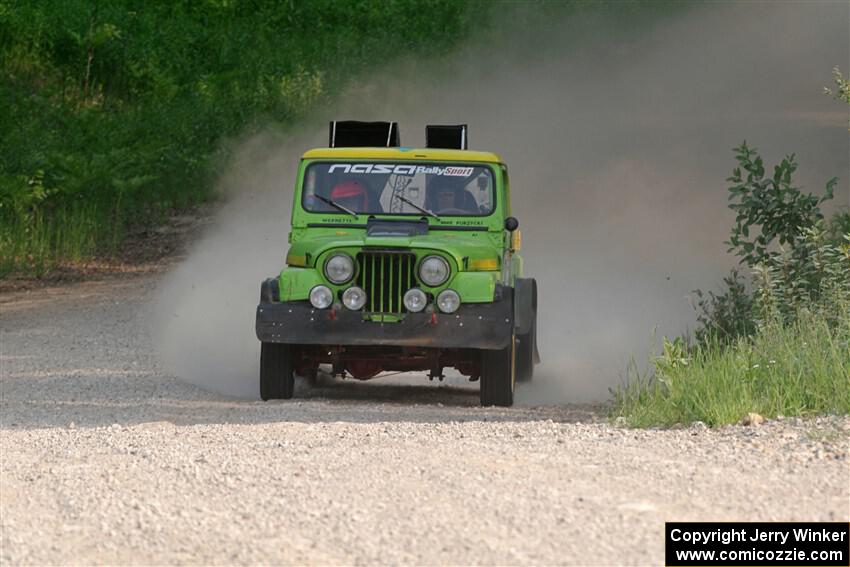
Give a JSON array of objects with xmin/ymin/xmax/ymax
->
[
  {"xmin": 260, "ymin": 342, "xmax": 294, "ymax": 400},
  {"xmin": 480, "ymin": 336, "xmax": 515, "ymax": 407},
  {"xmin": 516, "ymin": 311, "xmax": 536, "ymax": 382}
]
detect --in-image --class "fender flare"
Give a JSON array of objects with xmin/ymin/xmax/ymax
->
[{"xmin": 260, "ymin": 277, "xmax": 280, "ymax": 303}]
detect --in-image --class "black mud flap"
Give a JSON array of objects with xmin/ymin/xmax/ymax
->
[
  {"xmin": 514, "ymin": 277, "xmax": 541, "ymax": 364},
  {"xmin": 514, "ymin": 278, "xmax": 536, "ymax": 336}
]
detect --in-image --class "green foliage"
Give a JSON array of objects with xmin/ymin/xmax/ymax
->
[
  {"xmin": 1, "ymin": 0, "xmax": 682, "ymax": 275},
  {"xmin": 692, "ymin": 142, "xmax": 840, "ymax": 347},
  {"xmin": 612, "ymin": 308, "xmax": 850, "ymax": 427},
  {"xmin": 824, "ymin": 66, "xmax": 850, "ymax": 130},
  {"xmin": 726, "ymin": 142, "xmax": 835, "ymax": 267},
  {"xmin": 616, "ymin": 140, "xmax": 850, "ymax": 427},
  {"xmin": 692, "ymin": 269, "xmax": 755, "ymax": 347},
  {"xmin": 752, "ymin": 225, "xmax": 850, "ymax": 327},
  {"xmin": 828, "ymin": 210, "xmax": 850, "ymax": 242},
  {"xmin": 616, "ymin": 229, "xmax": 850, "ymax": 426},
  {"xmin": 0, "ymin": 0, "xmax": 487, "ymax": 274},
  {"xmin": 824, "ymin": 66, "xmax": 850, "ymax": 104}
]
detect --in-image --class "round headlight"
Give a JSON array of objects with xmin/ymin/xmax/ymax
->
[
  {"xmin": 342, "ymin": 286, "xmax": 367, "ymax": 310},
  {"xmin": 324, "ymin": 253, "xmax": 354, "ymax": 284},
  {"xmin": 309, "ymin": 285, "xmax": 333, "ymax": 309},
  {"xmin": 436, "ymin": 289, "xmax": 461, "ymax": 314},
  {"xmin": 419, "ymin": 256, "xmax": 450, "ymax": 287},
  {"xmin": 403, "ymin": 288, "xmax": 428, "ymax": 313}
]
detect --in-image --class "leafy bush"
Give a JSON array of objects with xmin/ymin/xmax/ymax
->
[
  {"xmin": 615, "ymin": 228, "xmax": 850, "ymax": 427},
  {"xmin": 825, "ymin": 66, "xmax": 850, "ymax": 102},
  {"xmin": 692, "ymin": 142, "xmax": 839, "ymax": 346},
  {"xmin": 692, "ymin": 269, "xmax": 755, "ymax": 347},
  {"xmin": 753, "ymin": 226, "xmax": 850, "ymax": 327},
  {"xmin": 824, "ymin": 66, "xmax": 850, "ymax": 129},
  {"xmin": 614, "ymin": 141, "xmax": 850, "ymax": 427},
  {"xmin": 726, "ymin": 142, "xmax": 835, "ymax": 267},
  {"xmin": 828, "ymin": 210, "xmax": 850, "ymax": 242}
]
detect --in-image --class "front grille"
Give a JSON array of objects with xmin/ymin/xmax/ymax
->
[{"xmin": 356, "ymin": 250, "xmax": 416, "ymax": 314}]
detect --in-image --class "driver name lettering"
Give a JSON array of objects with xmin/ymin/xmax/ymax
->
[{"xmin": 328, "ymin": 163, "xmax": 474, "ymax": 177}]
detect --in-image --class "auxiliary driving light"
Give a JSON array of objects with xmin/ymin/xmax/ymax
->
[
  {"xmin": 436, "ymin": 289, "xmax": 461, "ymax": 314},
  {"xmin": 324, "ymin": 253, "xmax": 354, "ymax": 284},
  {"xmin": 419, "ymin": 255, "xmax": 450, "ymax": 287},
  {"xmin": 403, "ymin": 288, "xmax": 428, "ymax": 313},
  {"xmin": 342, "ymin": 286, "xmax": 367, "ymax": 310},
  {"xmin": 309, "ymin": 285, "xmax": 333, "ymax": 309}
]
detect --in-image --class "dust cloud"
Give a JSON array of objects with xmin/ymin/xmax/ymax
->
[
  {"xmin": 151, "ymin": 2, "xmax": 849, "ymax": 402},
  {"xmin": 150, "ymin": 129, "xmax": 320, "ymax": 398}
]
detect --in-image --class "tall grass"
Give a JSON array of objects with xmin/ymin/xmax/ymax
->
[
  {"xmin": 613, "ymin": 310, "xmax": 850, "ymax": 427},
  {"xmin": 613, "ymin": 254, "xmax": 850, "ymax": 427},
  {"xmin": 0, "ymin": 204, "xmax": 116, "ymax": 275}
]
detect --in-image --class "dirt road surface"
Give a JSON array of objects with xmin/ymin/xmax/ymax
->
[{"xmin": 1, "ymin": 274, "xmax": 848, "ymax": 565}]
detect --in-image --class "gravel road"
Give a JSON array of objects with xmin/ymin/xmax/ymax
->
[{"xmin": 1, "ymin": 274, "xmax": 848, "ymax": 565}]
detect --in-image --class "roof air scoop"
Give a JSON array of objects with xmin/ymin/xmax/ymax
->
[
  {"xmin": 329, "ymin": 121, "xmax": 400, "ymax": 148},
  {"xmin": 426, "ymin": 124, "xmax": 468, "ymax": 150}
]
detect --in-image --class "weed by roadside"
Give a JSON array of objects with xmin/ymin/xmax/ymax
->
[
  {"xmin": 613, "ymin": 310, "xmax": 850, "ymax": 427},
  {"xmin": 613, "ymin": 141, "xmax": 850, "ymax": 427}
]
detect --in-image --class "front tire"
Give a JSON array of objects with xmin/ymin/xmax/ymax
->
[
  {"xmin": 260, "ymin": 342, "xmax": 294, "ymax": 400},
  {"xmin": 480, "ymin": 336, "xmax": 515, "ymax": 407}
]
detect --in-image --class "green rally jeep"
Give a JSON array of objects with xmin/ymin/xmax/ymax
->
[{"xmin": 255, "ymin": 121, "xmax": 539, "ymax": 406}]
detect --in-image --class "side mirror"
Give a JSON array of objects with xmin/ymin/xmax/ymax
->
[{"xmin": 504, "ymin": 217, "xmax": 519, "ymax": 232}]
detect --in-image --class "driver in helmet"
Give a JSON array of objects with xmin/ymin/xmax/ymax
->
[
  {"xmin": 425, "ymin": 179, "xmax": 476, "ymax": 213},
  {"xmin": 328, "ymin": 180, "xmax": 369, "ymax": 212}
]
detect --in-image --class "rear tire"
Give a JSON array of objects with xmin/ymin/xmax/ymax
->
[
  {"xmin": 479, "ymin": 336, "xmax": 515, "ymax": 407},
  {"xmin": 260, "ymin": 342, "xmax": 294, "ymax": 400}
]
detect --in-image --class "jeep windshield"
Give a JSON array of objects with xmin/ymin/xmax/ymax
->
[{"xmin": 302, "ymin": 162, "xmax": 495, "ymax": 217}]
